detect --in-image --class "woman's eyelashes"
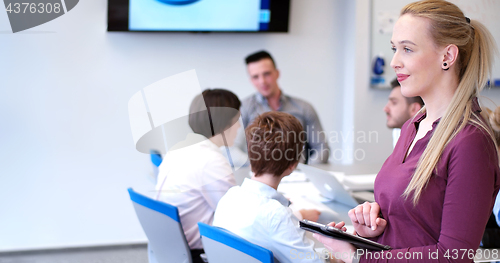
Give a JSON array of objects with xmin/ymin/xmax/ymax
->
[{"xmin": 391, "ymin": 46, "xmax": 413, "ymax": 53}]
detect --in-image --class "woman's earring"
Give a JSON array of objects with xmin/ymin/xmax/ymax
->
[{"xmin": 443, "ymin": 62, "xmax": 449, "ymax": 71}]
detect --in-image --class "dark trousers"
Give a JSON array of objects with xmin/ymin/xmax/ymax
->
[
  {"xmin": 482, "ymin": 212, "xmax": 500, "ymax": 248},
  {"xmin": 191, "ymin": 249, "xmax": 205, "ymax": 263}
]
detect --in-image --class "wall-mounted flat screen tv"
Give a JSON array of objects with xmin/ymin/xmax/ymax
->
[{"xmin": 108, "ymin": 0, "xmax": 290, "ymax": 32}]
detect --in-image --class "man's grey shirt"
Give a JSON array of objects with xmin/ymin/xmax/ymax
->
[{"xmin": 238, "ymin": 91, "xmax": 330, "ymax": 164}]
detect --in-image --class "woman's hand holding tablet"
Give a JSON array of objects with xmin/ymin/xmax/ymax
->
[{"xmin": 349, "ymin": 202, "xmax": 387, "ymax": 238}]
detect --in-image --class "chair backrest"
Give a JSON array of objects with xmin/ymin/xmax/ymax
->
[
  {"xmin": 494, "ymin": 192, "xmax": 500, "ymax": 225},
  {"xmin": 198, "ymin": 222, "xmax": 274, "ymax": 263},
  {"xmin": 150, "ymin": 149, "xmax": 163, "ymax": 167},
  {"xmin": 128, "ymin": 188, "xmax": 192, "ymax": 263}
]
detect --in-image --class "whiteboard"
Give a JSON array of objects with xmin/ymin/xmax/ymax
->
[{"xmin": 371, "ymin": 0, "xmax": 500, "ymax": 89}]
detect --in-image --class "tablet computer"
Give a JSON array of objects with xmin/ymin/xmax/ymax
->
[{"xmin": 299, "ymin": 220, "xmax": 391, "ymax": 251}]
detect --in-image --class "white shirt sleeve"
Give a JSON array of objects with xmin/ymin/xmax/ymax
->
[
  {"xmin": 292, "ymin": 209, "xmax": 304, "ymax": 221},
  {"xmin": 267, "ymin": 207, "xmax": 324, "ymax": 263},
  {"xmin": 200, "ymin": 155, "xmax": 236, "ymax": 210}
]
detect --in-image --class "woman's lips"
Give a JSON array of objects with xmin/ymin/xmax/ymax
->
[{"xmin": 397, "ymin": 74, "xmax": 409, "ymax": 82}]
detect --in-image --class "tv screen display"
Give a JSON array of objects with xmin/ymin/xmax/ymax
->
[{"xmin": 108, "ymin": 0, "xmax": 290, "ymax": 32}]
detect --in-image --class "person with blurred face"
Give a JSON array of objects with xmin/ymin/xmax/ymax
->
[
  {"xmin": 315, "ymin": 1, "xmax": 500, "ymax": 262},
  {"xmin": 384, "ymin": 78, "xmax": 423, "ymax": 129},
  {"xmin": 384, "ymin": 78, "xmax": 424, "ymax": 147},
  {"xmin": 238, "ymin": 50, "xmax": 330, "ymax": 164},
  {"xmin": 155, "ymin": 89, "xmax": 241, "ymax": 263}
]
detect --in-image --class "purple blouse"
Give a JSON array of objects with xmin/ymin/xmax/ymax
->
[{"xmin": 361, "ymin": 99, "xmax": 500, "ymax": 263}]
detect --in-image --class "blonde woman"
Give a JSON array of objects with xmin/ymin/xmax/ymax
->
[{"xmin": 315, "ymin": 1, "xmax": 500, "ymax": 262}]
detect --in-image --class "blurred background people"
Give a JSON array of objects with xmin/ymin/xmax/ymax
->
[
  {"xmin": 384, "ymin": 78, "xmax": 424, "ymax": 147},
  {"xmin": 155, "ymin": 89, "xmax": 241, "ymax": 263},
  {"xmin": 237, "ymin": 50, "xmax": 330, "ymax": 164}
]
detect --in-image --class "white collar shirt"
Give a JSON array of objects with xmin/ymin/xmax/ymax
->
[
  {"xmin": 155, "ymin": 133, "xmax": 235, "ymax": 249},
  {"xmin": 213, "ymin": 178, "xmax": 323, "ymax": 263}
]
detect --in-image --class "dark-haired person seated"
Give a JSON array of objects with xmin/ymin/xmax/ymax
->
[
  {"xmin": 481, "ymin": 106, "xmax": 500, "ymax": 248},
  {"xmin": 155, "ymin": 89, "xmax": 241, "ymax": 263},
  {"xmin": 484, "ymin": 106, "xmax": 500, "ymax": 229},
  {"xmin": 236, "ymin": 50, "xmax": 330, "ymax": 164},
  {"xmin": 214, "ymin": 112, "xmax": 339, "ymax": 263}
]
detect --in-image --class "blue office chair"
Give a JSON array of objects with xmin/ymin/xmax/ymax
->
[
  {"xmin": 198, "ymin": 222, "xmax": 274, "ymax": 263},
  {"xmin": 128, "ymin": 188, "xmax": 192, "ymax": 263},
  {"xmin": 149, "ymin": 150, "xmax": 163, "ymax": 183},
  {"xmin": 150, "ymin": 150, "xmax": 163, "ymax": 167}
]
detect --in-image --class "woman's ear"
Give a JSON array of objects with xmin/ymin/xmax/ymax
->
[{"xmin": 442, "ymin": 44, "xmax": 459, "ymax": 70}]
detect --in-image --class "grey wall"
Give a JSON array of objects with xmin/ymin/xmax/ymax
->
[
  {"xmin": 0, "ymin": 0, "xmax": 361, "ymax": 251},
  {"xmin": 352, "ymin": 0, "xmax": 393, "ymax": 170},
  {"xmin": 371, "ymin": 0, "xmax": 500, "ymax": 86}
]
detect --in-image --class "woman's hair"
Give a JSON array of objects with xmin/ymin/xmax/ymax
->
[
  {"xmin": 483, "ymin": 106, "xmax": 500, "ymax": 146},
  {"xmin": 188, "ymin": 88, "xmax": 241, "ymax": 138},
  {"xmin": 400, "ymin": 0, "xmax": 498, "ymax": 205},
  {"xmin": 245, "ymin": 112, "xmax": 305, "ymax": 177}
]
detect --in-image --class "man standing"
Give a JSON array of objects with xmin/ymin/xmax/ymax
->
[
  {"xmin": 383, "ymin": 78, "xmax": 424, "ymax": 147},
  {"xmin": 240, "ymin": 50, "xmax": 330, "ymax": 164}
]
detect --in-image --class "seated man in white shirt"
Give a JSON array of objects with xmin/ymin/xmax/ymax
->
[{"xmin": 213, "ymin": 112, "xmax": 341, "ymax": 263}]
